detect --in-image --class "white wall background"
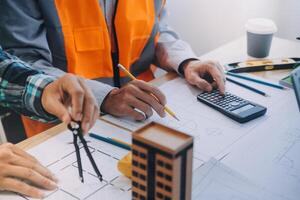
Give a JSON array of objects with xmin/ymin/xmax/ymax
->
[{"xmin": 166, "ymin": 0, "xmax": 300, "ymax": 55}]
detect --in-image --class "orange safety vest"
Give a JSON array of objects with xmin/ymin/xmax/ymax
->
[
  {"xmin": 23, "ymin": 0, "xmax": 164, "ymax": 137},
  {"xmin": 55, "ymin": 0, "xmax": 157, "ymax": 80}
]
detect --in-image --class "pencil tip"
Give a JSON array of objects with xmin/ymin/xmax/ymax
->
[{"xmin": 174, "ymin": 116, "xmax": 180, "ymax": 121}]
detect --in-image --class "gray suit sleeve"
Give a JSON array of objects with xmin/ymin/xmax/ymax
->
[
  {"xmin": 155, "ymin": 6, "xmax": 198, "ymax": 73},
  {"xmin": 0, "ymin": 0, "xmax": 113, "ymax": 108}
]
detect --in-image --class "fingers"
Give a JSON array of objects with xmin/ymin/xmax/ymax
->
[
  {"xmin": 0, "ymin": 144, "xmax": 57, "ymax": 198},
  {"xmin": 215, "ymin": 62, "xmax": 226, "ymax": 81},
  {"xmin": 91, "ymin": 107, "xmax": 99, "ymax": 129},
  {"xmin": 11, "ymin": 155, "xmax": 57, "ymax": 183},
  {"xmin": 3, "ymin": 165, "xmax": 57, "ymax": 191},
  {"xmin": 42, "ymin": 72, "xmax": 99, "ymax": 132},
  {"xmin": 62, "ymin": 75, "xmax": 85, "ymax": 121},
  {"xmin": 206, "ymin": 64, "xmax": 226, "ymax": 94},
  {"xmin": 43, "ymin": 100, "xmax": 71, "ymax": 124},
  {"xmin": 77, "ymin": 78, "xmax": 99, "ymax": 134},
  {"xmin": 126, "ymin": 81, "xmax": 166, "ymax": 117},
  {"xmin": 41, "ymin": 83, "xmax": 71, "ymax": 124},
  {"xmin": 126, "ymin": 94, "xmax": 153, "ymax": 118},
  {"xmin": 132, "ymin": 80, "xmax": 167, "ymax": 105},
  {"xmin": 122, "ymin": 105, "xmax": 147, "ymax": 121},
  {"xmin": 0, "ymin": 177, "xmax": 45, "ymax": 198},
  {"xmin": 186, "ymin": 60, "xmax": 226, "ymax": 94},
  {"xmin": 188, "ymin": 73, "xmax": 213, "ymax": 92},
  {"xmin": 100, "ymin": 80, "xmax": 167, "ymax": 120},
  {"xmin": 11, "ymin": 145, "xmax": 38, "ymax": 163},
  {"xmin": 47, "ymin": 96, "xmax": 72, "ymax": 124}
]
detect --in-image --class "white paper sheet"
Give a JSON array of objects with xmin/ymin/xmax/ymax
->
[
  {"xmin": 85, "ymin": 185, "xmax": 131, "ymax": 200},
  {"xmin": 224, "ymin": 107, "xmax": 300, "ymax": 200},
  {"xmin": 192, "ymin": 158, "xmax": 281, "ymax": 200},
  {"xmin": 0, "ymin": 192, "xmax": 27, "ymax": 200},
  {"xmin": 102, "ymin": 77, "xmax": 291, "ymax": 161},
  {"xmin": 1, "ymin": 75, "xmax": 298, "ymax": 200},
  {"xmin": 101, "ymin": 76, "xmax": 300, "ymax": 200},
  {"xmin": 1, "ymin": 120, "xmax": 132, "ymax": 200}
]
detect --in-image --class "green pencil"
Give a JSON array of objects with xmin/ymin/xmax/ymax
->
[
  {"xmin": 226, "ymin": 77, "xmax": 269, "ymax": 97},
  {"xmin": 226, "ymin": 71, "xmax": 285, "ymax": 90},
  {"xmin": 89, "ymin": 133, "xmax": 131, "ymax": 151}
]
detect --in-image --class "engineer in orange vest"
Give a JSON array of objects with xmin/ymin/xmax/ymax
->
[{"xmin": 0, "ymin": 0, "xmax": 225, "ymax": 136}]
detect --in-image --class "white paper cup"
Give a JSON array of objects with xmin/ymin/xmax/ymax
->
[{"xmin": 246, "ymin": 18, "xmax": 277, "ymax": 58}]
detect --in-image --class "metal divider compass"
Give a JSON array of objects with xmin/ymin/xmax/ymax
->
[{"xmin": 68, "ymin": 121, "xmax": 103, "ymax": 183}]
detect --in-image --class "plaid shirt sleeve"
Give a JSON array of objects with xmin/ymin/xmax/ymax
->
[{"xmin": 0, "ymin": 47, "xmax": 57, "ymax": 122}]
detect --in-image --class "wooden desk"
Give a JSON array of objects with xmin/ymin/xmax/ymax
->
[{"xmin": 17, "ymin": 36, "xmax": 299, "ymax": 150}]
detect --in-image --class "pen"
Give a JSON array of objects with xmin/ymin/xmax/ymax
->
[
  {"xmin": 117, "ymin": 64, "xmax": 179, "ymax": 121},
  {"xmin": 226, "ymin": 71, "xmax": 285, "ymax": 90},
  {"xmin": 226, "ymin": 77, "xmax": 269, "ymax": 97},
  {"xmin": 90, "ymin": 133, "xmax": 131, "ymax": 151}
]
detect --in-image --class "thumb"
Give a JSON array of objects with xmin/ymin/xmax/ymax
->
[{"xmin": 46, "ymin": 100, "xmax": 71, "ymax": 124}]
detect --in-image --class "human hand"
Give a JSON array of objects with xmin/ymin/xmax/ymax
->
[
  {"xmin": 41, "ymin": 74, "xmax": 99, "ymax": 134},
  {"xmin": 183, "ymin": 60, "xmax": 226, "ymax": 94},
  {"xmin": 0, "ymin": 143, "xmax": 57, "ymax": 198},
  {"xmin": 101, "ymin": 80, "xmax": 166, "ymax": 121}
]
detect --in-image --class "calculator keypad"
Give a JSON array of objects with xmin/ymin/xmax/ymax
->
[{"xmin": 198, "ymin": 90, "xmax": 248, "ymax": 111}]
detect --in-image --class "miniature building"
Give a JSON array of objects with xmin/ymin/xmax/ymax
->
[{"xmin": 132, "ymin": 122, "xmax": 194, "ymax": 200}]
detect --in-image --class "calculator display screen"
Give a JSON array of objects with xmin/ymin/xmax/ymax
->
[{"xmin": 232, "ymin": 104, "xmax": 254, "ymax": 114}]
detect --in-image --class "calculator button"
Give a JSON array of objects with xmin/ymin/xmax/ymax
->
[{"xmin": 229, "ymin": 101, "xmax": 240, "ymax": 107}]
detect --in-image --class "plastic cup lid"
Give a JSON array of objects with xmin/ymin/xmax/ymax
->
[{"xmin": 245, "ymin": 18, "xmax": 277, "ymax": 35}]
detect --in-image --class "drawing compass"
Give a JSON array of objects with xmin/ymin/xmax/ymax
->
[{"xmin": 68, "ymin": 121, "xmax": 103, "ymax": 183}]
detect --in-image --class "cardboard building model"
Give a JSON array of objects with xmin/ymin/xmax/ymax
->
[{"xmin": 132, "ymin": 122, "xmax": 194, "ymax": 200}]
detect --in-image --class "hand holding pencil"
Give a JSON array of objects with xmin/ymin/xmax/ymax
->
[
  {"xmin": 118, "ymin": 64, "xmax": 179, "ymax": 121},
  {"xmin": 101, "ymin": 65, "xmax": 179, "ymax": 121}
]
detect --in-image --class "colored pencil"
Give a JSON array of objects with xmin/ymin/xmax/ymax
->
[
  {"xmin": 226, "ymin": 71, "xmax": 285, "ymax": 90},
  {"xmin": 226, "ymin": 77, "xmax": 269, "ymax": 97},
  {"xmin": 90, "ymin": 133, "xmax": 131, "ymax": 151}
]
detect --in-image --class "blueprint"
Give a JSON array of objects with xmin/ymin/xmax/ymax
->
[
  {"xmin": 1, "ymin": 76, "xmax": 298, "ymax": 199},
  {"xmin": 3, "ymin": 120, "xmax": 132, "ymax": 200},
  {"xmin": 102, "ymin": 77, "xmax": 291, "ymax": 162},
  {"xmin": 192, "ymin": 158, "xmax": 281, "ymax": 200},
  {"xmin": 224, "ymin": 109, "xmax": 300, "ymax": 200}
]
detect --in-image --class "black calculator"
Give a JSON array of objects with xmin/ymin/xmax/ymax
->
[{"xmin": 197, "ymin": 90, "xmax": 267, "ymax": 123}]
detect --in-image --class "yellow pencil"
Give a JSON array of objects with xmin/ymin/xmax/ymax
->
[{"xmin": 118, "ymin": 64, "xmax": 179, "ymax": 121}]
